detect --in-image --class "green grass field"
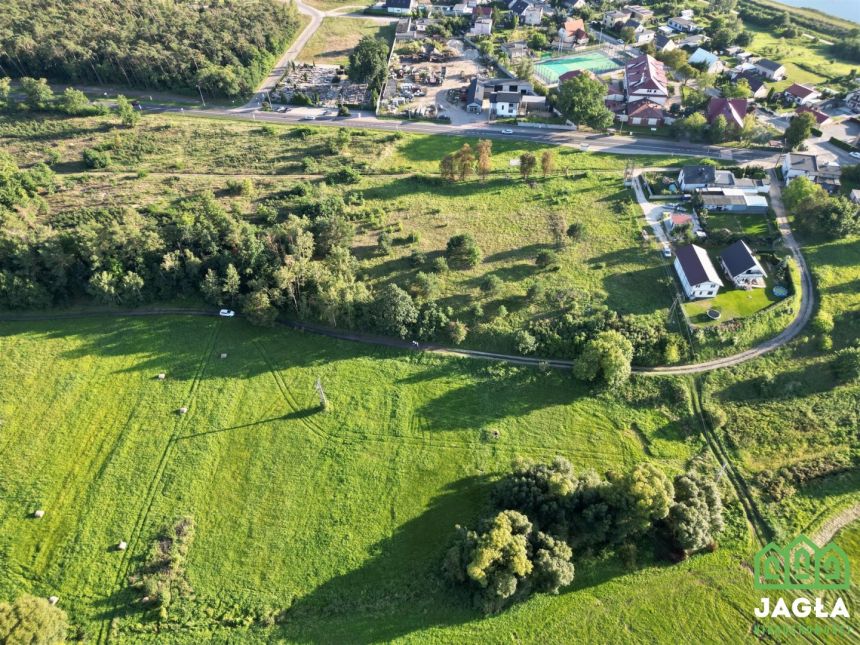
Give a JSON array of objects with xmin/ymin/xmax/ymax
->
[
  {"xmin": 0, "ymin": 314, "xmax": 753, "ymax": 642},
  {"xmin": 684, "ymin": 284, "xmax": 780, "ymax": 326},
  {"xmin": 298, "ymin": 18, "xmax": 395, "ymax": 65}
]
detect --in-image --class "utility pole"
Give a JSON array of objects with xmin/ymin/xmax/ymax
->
[
  {"xmin": 314, "ymin": 378, "xmax": 328, "ymax": 411},
  {"xmin": 196, "ymin": 84, "xmax": 206, "ymax": 107}
]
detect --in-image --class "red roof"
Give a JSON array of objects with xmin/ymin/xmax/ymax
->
[
  {"xmin": 627, "ymin": 100, "xmax": 665, "ymax": 120},
  {"xmin": 559, "ymin": 69, "xmax": 596, "ymax": 83},
  {"xmin": 625, "ymin": 54, "xmax": 668, "ymax": 96},
  {"xmin": 564, "ymin": 18, "xmax": 585, "ymax": 36},
  {"xmin": 705, "ymin": 97, "xmax": 748, "ymax": 129},
  {"xmin": 784, "ymin": 83, "xmax": 817, "ymax": 99},
  {"xmin": 671, "ymin": 213, "xmax": 693, "ymax": 226},
  {"xmin": 796, "ymin": 105, "xmax": 830, "ymax": 124}
]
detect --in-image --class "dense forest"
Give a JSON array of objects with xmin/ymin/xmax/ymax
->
[{"xmin": 0, "ymin": 0, "xmax": 300, "ymax": 97}]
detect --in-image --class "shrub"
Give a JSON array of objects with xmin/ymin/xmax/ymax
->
[
  {"xmin": 431, "ymin": 257, "xmax": 449, "ymax": 274},
  {"xmin": 82, "ymin": 147, "xmax": 110, "ymax": 169},
  {"xmin": 481, "ymin": 275, "xmax": 502, "ymax": 294},
  {"xmin": 515, "ymin": 329, "xmax": 538, "ymax": 355},
  {"xmin": 226, "ymin": 178, "xmax": 254, "ymax": 197},
  {"xmin": 447, "ymin": 320, "xmax": 468, "ymax": 345},
  {"xmin": 535, "ymin": 249, "xmax": 559, "ymax": 269},
  {"xmin": 445, "ymin": 233, "xmax": 482, "ymax": 268}
]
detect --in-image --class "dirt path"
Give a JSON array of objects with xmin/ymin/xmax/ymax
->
[{"xmin": 812, "ymin": 504, "xmax": 860, "ymax": 546}]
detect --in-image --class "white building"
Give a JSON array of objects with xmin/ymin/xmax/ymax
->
[{"xmin": 674, "ymin": 245, "xmax": 723, "ymax": 299}]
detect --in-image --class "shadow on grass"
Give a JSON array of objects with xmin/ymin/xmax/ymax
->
[
  {"xmin": 274, "ymin": 475, "xmax": 492, "ymax": 643},
  {"xmin": 716, "ymin": 359, "xmax": 837, "ymax": 403}
]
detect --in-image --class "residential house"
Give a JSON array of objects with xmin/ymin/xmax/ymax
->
[
  {"xmin": 688, "ymin": 48, "xmax": 724, "ymax": 74},
  {"xmin": 782, "ymin": 152, "xmax": 841, "ymax": 192},
  {"xmin": 753, "ymin": 59, "xmax": 786, "ymax": 81},
  {"xmin": 489, "ymin": 92, "xmax": 546, "ymax": 117},
  {"xmin": 632, "ymin": 28, "xmax": 656, "ymax": 46},
  {"xmin": 850, "ymin": 189, "xmax": 860, "ymax": 204},
  {"xmin": 603, "ymin": 10, "xmax": 631, "ymax": 29},
  {"xmin": 668, "ymin": 16, "xmax": 699, "ymax": 33},
  {"xmin": 452, "ymin": 3, "xmax": 473, "ymax": 15},
  {"xmin": 559, "ymin": 17, "xmax": 588, "ymax": 46},
  {"xmin": 559, "ymin": 69, "xmax": 597, "ymax": 84},
  {"xmin": 734, "ymin": 72, "xmax": 768, "ymax": 99},
  {"xmin": 706, "ymin": 97, "xmax": 748, "ymax": 130},
  {"xmin": 680, "ymin": 165, "xmax": 770, "ymax": 194},
  {"xmin": 654, "ymin": 33, "xmax": 677, "ymax": 54},
  {"xmin": 663, "ymin": 211, "xmax": 693, "ymax": 233},
  {"xmin": 385, "ymin": 0, "xmax": 415, "ymax": 15},
  {"xmin": 845, "ymin": 89, "xmax": 860, "ymax": 113},
  {"xmin": 624, "ymin": 54, "xmax": 669, "ymax": 105},
  {"xmin": 470, "ymin": 17, "xmax": 493, "ymax": 36},
  {"xmin": 679, "ymin": 9, "xmax": 695, "ymax": 20},
  {"xmin": 466, "ymin": 77, "xmax": 539, "ymax": 114},
  {"xmin": 674, "ymin": 245, "xmax": 723, "ymax": 299},
  {"xmin": 783, "ymin": 83, "xmax": 820, "ymax": 106},
  {"xmin": 624, "ymin": 4, "xmax": 654, "ymax": 22},
  {"xmin": 566, "ymin": 0, "xmax": 588, "ymax": 9},
  {"xmin": 701, "ymin": 190, "xmax": 769, "ymax": 213},
  {"xmin": 677, "ymin": 34, "xmax": 708, "ymax": 49},
  {"xmin": 465, "ymin": 77, "xmax": 485, "ymax": 113},
  {"xmin": 483, "ymin": 78, "xmax": 534, "ymax": 94},
  {"xmin": 510, "ymin": 0, "xmax": 544, "ymax": 26},
  {"xmin": 796, "ymin": 105, "xmax": 831, "ymax": 125},
  {"xmin": 719, "ymin": 240, "xmax": 767, "ymax": 288},
  {"xmin": 625, "ymin": 100, "xmax": 666, "ymax": 125}
]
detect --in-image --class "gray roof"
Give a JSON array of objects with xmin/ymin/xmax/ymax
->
[
  {"xmin": 386, "ymin": 0, "xmax": 413, "ymax": 7},
  {"xmin": 786, "ymin": 153, "xmax": 819, "ymax": 173},
  {"xmin": 682, "ymin": 165, "xmax": 716, "ymax": 185},
  {"xmin": 755, "ymin": 58, "xmax": 783, "ymax": 71},
  {"xmin": 655, "ymin": 33, "xmax": 673, "ymax": 48},
  {"xmin": 466, "ymin": 77, "xmax": 484, "ymax": 105},
  {"xmin": 676, "ymin": 244, "xmax": 723, "ymax": 286},
  {"xmin": 492, "ymin": 92, "xmax": 522, "ymax": 103},
  {"xmin": 720, "ymin": 240, "xmax": 760, "ymax": 278}
]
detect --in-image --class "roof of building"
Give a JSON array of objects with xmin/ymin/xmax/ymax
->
[
  {"xmin": 669, "ymin": 17, "xmax": 697, "ymax": 27},
  {"xmin": 850, "ymin": 188, "xmax": 860, "ymax": 202},
  {"xmin": 755, "ymin": 58, "xmax": 784, "ymax": 72},
  {"xmin": 627, "ymin": 100, "xmax": 664, "ymax": 120},
  {"xmin": 736, "ymin": 72, "xmax": 766, "ymax": 92},
  {"xmin": 670, "ymin": 213, "xmax": 693, "ymax": 226},
  {"xmin": 654, "ymin": 33, "xmax": 674, "ymax": 49},
  {"xmin": 796, "ymin": 105, "xmax": 830, "ymax": 124},
  {"xmin": 676, "ymin": 245, "xmax": 723, "ymax": 286},
  {"xmin": 564, "ymin": 17, "xmax": 585, "ymax": 35},
  {"xmin": 706, "ymin": 97, "xmax": 748, "ymax": 128},
  {"xmin": 625, "ymin": 54, "xmax": 668, "ymax": 96},
  {"xmin": 681, "ymin": 165, "xmax": 717, "ymax": 186},
  {"xmin": 511, "ymin": 0, "xmax": 530, "ymax": 15},
  {"xmin": 558, "ymin": 69, "xmax": 596, "ymax": 83},
  {"xmin": 625, "ymin": 18, "xmax": 643, "ymax": 29},
  {"xmin": 386, "ymin": 0, "xmax": 413, "ymax": 7},
  {"xmin": 466, "ymin": 77, "xmax": 483, "ymax": 105},
  {"xmin": 785, "ymin": 152, "xmax": 819, "ymax": 173},
  {"xmin": 784, "ymin": 83, "xmax": 818, "ymax": 99},
  {"xmin": 688, "ymin": 48, "xmax": 719, "ymax": 66},
  {"xmin": 492, "ymin": 92, "xmax": 523, "ymax": 103},
  {"xmin": 720, "ymin": 240, "xmax": 761, "ymax": 277}
]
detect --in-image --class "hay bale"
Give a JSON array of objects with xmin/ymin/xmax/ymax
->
[
  {"xmin": 33, "ymin": 509, "xmax": 45, "ymax": 519},
  {"xmin": 117, "ymin": 540, "xmax": 128, "ymax": 551},
  {"xmin": 220, "ymin": 353, "xmax": 227, "ymax": 359},
  {"xmin": 157, "ymin": 373, "xmax": 166, "ymax": 380},
  {"xmin": 48, "ymin": 596, "xmax": 59, "ymax": 605},
  {"xmin": 178, "ymin": 406, "xmax": 188, "ymax": 415}
]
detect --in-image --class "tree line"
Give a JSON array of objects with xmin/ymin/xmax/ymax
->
[
  {"xmin": 443, "ymin": 456, "xmax": 725, "ymax": 613},
  {"xmin": 0, "ymin": 0, "xmax": 300, "ymax": 97}
]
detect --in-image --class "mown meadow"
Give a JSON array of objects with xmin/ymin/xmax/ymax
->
[{"xmin": 0, "ymin": 314, "xmax": 815, "ymax": 642}]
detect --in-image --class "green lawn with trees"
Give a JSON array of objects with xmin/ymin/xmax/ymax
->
[{"xmin": 0, "ymin": 314, "xmax": 816, "ymax": 642}]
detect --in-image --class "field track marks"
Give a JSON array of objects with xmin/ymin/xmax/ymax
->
[{"xmin": 98, "ymin": 320, "xmax": 220, "ymax": 645}]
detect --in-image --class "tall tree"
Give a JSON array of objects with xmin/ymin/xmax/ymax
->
[
  {"xmin": 555, "ymin": 75, "xmax": 614, "ymax": 130},
  {"xmin": 0, "ymin": 595, "xmax": 68, "ymax": 644},
  {"xmin": 476, "ymin": 139, "xmax": 492, "ymax": 181},
  {"xmin": 519, "ymin": 152, "xmax": 536, "ymax": 180},
  {"xmin": 785, "ymin": 112, "xmax": 816, "ymax": 150},
  {"xmin": 540, "ymin": 150, "xmax": 555, "ymax": 178},
  {"xmin": 348, "ymin": 36, "xmax": 389, "ymax": 88}
]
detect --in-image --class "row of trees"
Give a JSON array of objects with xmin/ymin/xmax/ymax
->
[
  {"xmin": 439, "ymin": 141, "xmax": 557, "ymax": 182},
  {"xmin": 0, "ymin": 0, "xmax": 300, "ymax": 97},
  {"xmin": 443, "ymin": 457, "xmax": 725, "ymax": 613}
]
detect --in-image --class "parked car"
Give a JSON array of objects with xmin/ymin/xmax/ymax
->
[
  {"xmin": 500, "ymin": 128, "xmax": 514, "ymax": 134},
  {"xmin": 219, "ymin": 309, "xmax": 236, "ymax": 317},
  {"xmin": 301, "ymin": 115, "xmax": 317, "ymax": 121},
  {"xmin": 661, "ymin": 243, "xmax": 672, "ymax": 258},
  {"xmin": 850, "ymin": 151, "xmax": 860, "ymax": 159},
  {"xmin": 276, "ymin": 106, "xmax": 288, "ymax": 113}
]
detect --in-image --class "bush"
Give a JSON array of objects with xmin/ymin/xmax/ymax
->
[
  {"xmin": 82, "ymin": 147, "xmax": 110, "ymax": 169},
  {"xmin": 515, "ymin": 329, "xmax": 538, "ymax": 355},
  {"xmin": 447, "ymin": 320, "xmax": 468, "ymax": 344},
  {"xmin": 481, "ymin": 275, "xmax": 502, "ymax": 294},
  {"xmin": 326, "ymin": 166, "xmax": 361, "ymax": 185},
  {"xmin": 445, "ymin": 233, "xmax": 482, "ymax": 268},
  {"xmin": 535, "ymin": 250, "xmax": 559, "ymax": 269},
  {"xmin": 226, "ymin": 178, "xmax": 254, "ymax": 197},
  {"xmin": 431, "ymin": 257, "xmax": 449, "ymax": 274}
]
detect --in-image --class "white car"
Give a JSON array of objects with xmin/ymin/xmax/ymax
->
[
  {"xmin": 219, "ymin": 309, "xmax": 236, "ymax": 318},
  {"xmin": 661, "ymin": 243, "xmax": 672, "ymax": 258},
  {"xmin": 276, "ymin": 106, "xmax": 287, "ymax": 113},
  {"xmin": 850, "ymin": 151, "xmax": 860, "ymax": 159},
  {"xmin": 500, "ymin": 128, "xmax": 514, "ymax": 134},
  {"xmin": 301, "ymin": 115, "xmax": 317, "ymax": 121}
]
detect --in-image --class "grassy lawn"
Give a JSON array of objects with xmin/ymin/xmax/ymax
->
[
  {"xmin": 704, "ymin": 212, "xmax": 771, "ymax": 237},
  {"xmin": 303, "ymin": 0, "xmax": 376, "ymax": 11},
  {"xmin": 684, "ymin": 284, "xmax": 779, "ymax": 326},
  {"xmin": 0, "ymin": 314, "xmax": 777, "ymax": 642},
  {"xmin": 745, "ymin": 25, "xmax": 857, "ymax": 91},
  {"xmin": 298, "ymin": 17, "xmax": 395, "ymax": 66}
]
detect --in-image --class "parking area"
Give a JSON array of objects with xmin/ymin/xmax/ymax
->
[{"xmin": 273, "ymin": 63, "xmax": 371, "ymax": 109}]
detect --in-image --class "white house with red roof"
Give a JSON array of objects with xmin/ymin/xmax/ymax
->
[
  {"xmin": 624, "ymin": 54, "xmax": 669, "ymax": 105},
  {"xmin": 783, "ymin": 83, "xmax": 820, "ymax": 106},
  {"xmin": 558, "ymin": 17, "xmax": 588, "ymax": 46}
]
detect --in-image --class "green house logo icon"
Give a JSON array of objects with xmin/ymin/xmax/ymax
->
[{"xmin": 753, "ymin": 535, "xmax": 851, "ymax": 591}]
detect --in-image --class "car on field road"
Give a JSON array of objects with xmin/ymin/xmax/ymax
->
[
  {"xmin": 500, "ymin": 128, "xmax": 514, "ymax": 134},
  {"xmin": 850, "ymin": 151, "xmax": 860, "ymax": 160},
  {"xmin": 219, "ymin": 309, "xmax": 236, "ymax": 317}
]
